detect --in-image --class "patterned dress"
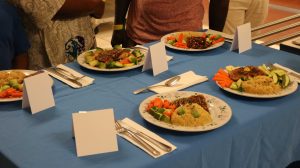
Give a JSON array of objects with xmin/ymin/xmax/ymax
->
[{"xmin": 9, "ymin": 0, "xmax": 96, "ymax": 69}]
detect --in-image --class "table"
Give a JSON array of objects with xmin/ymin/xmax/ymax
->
[{"xmin": 1, "ymin": 42, "xmax": 300, "ymax": 168}]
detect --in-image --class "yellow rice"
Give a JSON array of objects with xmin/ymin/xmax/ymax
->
[
  {"xmin": 171, "ymin": 103, "xmax": 212, "ymax": 127},
  {"xmin": 241, "ymin": 76, "xmax": 282, "ymax": 94}
]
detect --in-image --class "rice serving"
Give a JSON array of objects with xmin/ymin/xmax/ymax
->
[
  {"xmin": 171, "ymin": 103, "xmax": 212, "ymax": 127},
  {"xmin": 242, "ymin": 76, "xmax": 282, "ymax": 94}
]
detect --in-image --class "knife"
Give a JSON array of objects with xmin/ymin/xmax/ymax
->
[
  {"xmin": 46, "ymin": 68, "xmax": 83, "ymax": 87},
  {"xmin": 120, "ymin": 121, "xmax": 173, "ymax": 152}
]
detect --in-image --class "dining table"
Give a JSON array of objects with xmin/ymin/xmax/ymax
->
[{"xmin": 0, "ymin": 41, "xmax": 300, "ymax": 168}]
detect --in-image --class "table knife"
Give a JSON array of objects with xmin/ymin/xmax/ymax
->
[
  {"xmin": 120, "ymin": 121, "xmax": 172, "ymax": 152},
  {"xmin": 46, "ymin": 68, "xmax": 83, "ymax": 87}
]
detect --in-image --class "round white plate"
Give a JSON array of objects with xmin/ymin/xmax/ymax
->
[
  {"xmin": 139, "ymin": 91, "xmax": 232, "ymax": 132},
  {"xmin": 77, "ymin": 49, "xmax": 146, "ymax": 72},
  {"xmin": 217, "ymin": 80, "xmax": 298, "ymax": 98},
  {"xmin": 0, "ymin": 70, "xmax": 36, "ymax": 102},
  {"xmin": 161, "ymin": 31, "xmax": 224, "ymax": 52}
]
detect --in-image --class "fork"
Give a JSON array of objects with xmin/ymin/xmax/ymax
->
[
  {"xmin": 54, "ymin": 67, "xmax": 86, "ymax": 81},
  {"xmin": 115, "ymin": 121, "xmax": 160, "ymax": 156}
]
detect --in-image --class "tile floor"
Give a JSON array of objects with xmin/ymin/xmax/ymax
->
[{"xmin": 95, "ymin": 0, "xmax": 300, "ymax": 50}]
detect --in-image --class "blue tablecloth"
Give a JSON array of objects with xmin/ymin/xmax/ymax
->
[{"xmin": 1, "ymin": 43, "xmax": 300, "ymax": 168}]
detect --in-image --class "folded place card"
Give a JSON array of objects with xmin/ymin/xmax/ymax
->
[
  {"xmin": 46, "ymin": 64, "xmax": 94, "ymax": 89},
  {"xmin": 150, "ymin": 71, "xmax": 208, "ymax": 93},
  {"xmin": 22, "ymin": 72, "xmax": 55, "ymax": 114},
  {"xmin": 230, "ymin": 22, "xmax": 252, "ymax": 53},
  {"xmin": 117, "ymin": 118, "xmax": 176, "ymax": 158},
  {"xmin": 72, "ymin": 109, "xmax": 118, "ymax": 157},
  {"xmin": 142, "ymin": 42, "xmax": 168, "ymax": 76}
]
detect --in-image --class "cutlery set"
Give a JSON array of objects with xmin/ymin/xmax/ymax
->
[
  {"xmin": 46, "ymin": 67, "xmax": 84, "ymax": 87},
  {"xmin": 115, "ymin": 121, "xmax": 172, "ymax": 156}
]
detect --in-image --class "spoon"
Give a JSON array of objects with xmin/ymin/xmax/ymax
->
[{"xmin": 133, "ymin": 76, "xmax": 181, "ymax": 94}]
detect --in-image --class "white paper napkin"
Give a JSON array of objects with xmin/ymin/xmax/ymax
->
[
  {"xmin": 46, "ymin": 64, "xmax": 94, "ymax": 88},
  {"xmin": 273, "ymin": 63, "xmax": 300, "ymax": 83},
  {"xmin": 149, "ymin": 71, "xmax": 208, "ymax": 93},
  {"xmin": 117, "ymin": 118, "xmax": 176, "ymax": 158}
]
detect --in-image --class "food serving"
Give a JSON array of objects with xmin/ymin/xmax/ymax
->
[
  {"xmin": 146, "ymin": 95, "xmax": 212, "ymax": 127},
  {"xmin": 139, "ymin": 91, "xmax": 232, "ymax": 132},
  {"xmin": 162, "ymin": 31, "xmax": 224, "ymax": 51},
  {"xmin": 213, "ymin": 64, "xmax": 298, "ymax": 98},
  {"xmin": 0, "ymin": 70, "xmax": 25, "ymax": 99},
  {"xmin": 78, "ymin": 47, "xmax": 144, "ymax": 71}
]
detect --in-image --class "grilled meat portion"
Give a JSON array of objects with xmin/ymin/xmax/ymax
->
[
  {"xmin": 95, "ymin": 49, "xmax": 130, "ymax": 63},
  {"xmin": 229, "ymin": 66, "xmax": 266, "ymax": 81},
  {"xmin": 172, "ymin": 95, "xmax": 209, "ymax": 112},
  {"xmin": 186, "ymin": 36, "xmax": 211, "ymax": 49}
]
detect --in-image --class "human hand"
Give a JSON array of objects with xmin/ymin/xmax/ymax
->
[{"xmin": 111, "ymin": 29, "xmax": 126, "ymax": 47}]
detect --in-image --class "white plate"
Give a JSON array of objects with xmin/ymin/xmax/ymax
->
[
  {"xmin": 161, "ymin": 31, "xmax": 224, "ymax": 52},
  {"xmin": 217, "ymin": 80, "xmax": 298, "ymax": 98},
  {"xmin": 0, "ymin": 70, "xmax": 36, "ymax": 102},
  {"xmin": 77, "ymin": 49, "xmax": 146, "ymax": 72},
  {"xmin": 139, "ymin": 91, "xmax": 232, "ymax": 132}
]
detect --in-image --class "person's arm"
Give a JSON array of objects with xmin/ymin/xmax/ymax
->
[
  {"xmin": 12, "ymin": 53, "xmax": 28, "ymax": 69},
  {"xmin": 53, "ymin": 0, "xmax": 105, "ymax": 19},
  {"xmin": 209, "ymin": 0, "xmax": 230, "ymax": 31},
  {"xmin": 111, "ymin": 0, "xmax": 131, "ymax": 47}
]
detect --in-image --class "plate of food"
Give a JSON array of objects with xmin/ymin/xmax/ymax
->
[
  {"xmin": 161, "ymin": 31, "xmax": 225, "ymax": 51},
  {"xmin": 0, "ymin": 70, "xmax": 36, "ymax": 102},
  {"xmin": 139, "ymin": 91, "xmax": 232, "ymax": 132},
  {"xmin": 77, "ymin": 47, "xmax": 146, "ymax": 72},
  {"xmin": 212, "ymin": 64, "xmax": 298, "ymax": 98}
]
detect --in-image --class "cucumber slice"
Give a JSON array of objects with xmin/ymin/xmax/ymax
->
[
  {"xmin": 282, "ymin": 74, "xmax": 290, "ymax": 88},
  {"xmin": 271, "ymin": 72, "xmax": 278, "ymax": 84}
]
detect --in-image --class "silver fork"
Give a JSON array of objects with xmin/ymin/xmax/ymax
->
[
  {"xmin": 115, "ymin": 121, "xmax": 160, "ymax": 156},
  {"xmin": 54, "ymin": 67, "xmax": 86, "ymax": 81}
]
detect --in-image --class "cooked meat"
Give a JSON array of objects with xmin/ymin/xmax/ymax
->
[
  {"xmin": 186, "ymin": 36, "xmax": 211, "ymax": 49},
  {"xmin": 172, "ymin": 95, "xmax": 209, "ymax": 112},
  {"xmin": 229, "ymin": 66, "xmax": 266, "ymax": 81},
  {"xmin": 95, "ymin": 49, "xmax": 126, "ymax": 63}
]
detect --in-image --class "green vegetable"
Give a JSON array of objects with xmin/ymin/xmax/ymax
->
[
  {"xmin": 85, "ymin": 55, "xmax": 95, "ymax": 63},
  {"xmin": 113, "ymin": 45, "xmax": 122, "ymax": 49},
  {"xmin": 88, "ymin": 60, "xmax": 99, "ymax": 67},
  {"xmin": 98, "ymin": 62, "xmax": 106, "ymax": 69},
  {"xmin": 9, "ymin": 79, "xmax": 19, "ymax": 89},
  {"xmin": 132, "ymin": 50, "xmax": 143, "ymax": 57},
  {"xmin": 114, "ymin": 61, "xmax": 124, "ymax": 68},
  {"xmin": 160, "ymin": 115, "xmax": 170, "ymax": 123},
  {"xmin": 177, "ymin": 106, "xmax": 185, "ymax": 115},
  {"xmin": 157, "ymin": 108, "xmax": 165, "ymax": 113},
  {"xmin": 128, "ymin": 55, "xmax": 137, "ymax": 64},
  {"xmin": 191, "ymin": 108, "xmax": 200, "ymax": 118},
  {"xmin": 0, "ymin": 85, "xmax": 10, "ymax": 92}
]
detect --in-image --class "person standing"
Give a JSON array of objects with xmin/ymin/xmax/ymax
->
[
  {"xmin": 111, "ymin": 0, "xmax": 205, "ymax": 47},
  {"xmin": 0, "ymin": 0, "xmax": 30, "ymax": 70},
  {"xmin": 209, "ymin": 0, "xmax": 269, "ymax": 35},
  {"xmin": 9, "ymin": 0, "xmax": 105, "ymax": 69}
]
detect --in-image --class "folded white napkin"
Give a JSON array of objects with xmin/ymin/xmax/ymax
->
[
  {"xmin": 150, "ymin": 71, "xmax": 208, "ymax": 93},
  {"xmin": 46, "ymin": 64, "xmax": 94, "ymax": 88},
  {"xmin": 117, "ymin": 118, "xmax": 176, "ymax": 158},
  {"xmin": 273, "ymin": 63, "xmax": 300, "ymax": 83}
]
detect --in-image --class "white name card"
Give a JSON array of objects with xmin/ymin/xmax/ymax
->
[
  {"xmin": 72, "ymin": 109, "xmax": 118, "ymax": 157},
  {"xmin": 142, "ymin": 42, "xmax": 168, "ymax": 76},
  {"xmin": 230, "ymin": 22, "xmax": 252, "ymax": 53},
  {"xmin": 22, "ymin": 72, "xmax": 55, "ymax": 114}
]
